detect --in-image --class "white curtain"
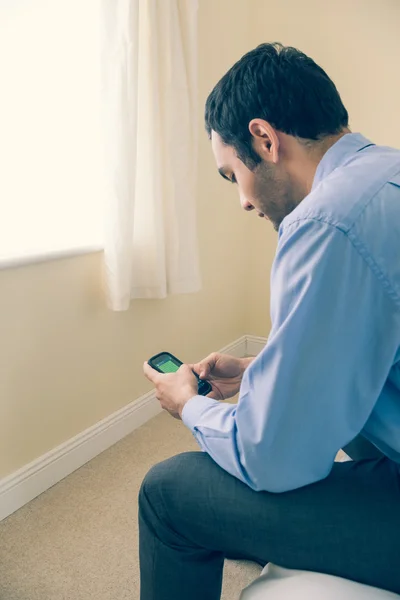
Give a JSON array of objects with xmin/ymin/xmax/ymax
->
[{"xmin": 101, "ymin": 0, "xmax": 201, "ymax": 310}]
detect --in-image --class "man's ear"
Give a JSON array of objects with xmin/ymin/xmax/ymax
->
[{"xmin": 248, "ymin": 119, "xmax": 279, "ymax": 163}]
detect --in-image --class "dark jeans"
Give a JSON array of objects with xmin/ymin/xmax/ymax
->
[{"xmin": 138, "ymin": 435, "xmax": 400, "ymax": 599}]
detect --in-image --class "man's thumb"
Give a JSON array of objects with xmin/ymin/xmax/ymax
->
[{"xmin": 198, "ymin": 362, "xmax": 210, "ymax": 379}]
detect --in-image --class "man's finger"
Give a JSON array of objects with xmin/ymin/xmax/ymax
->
[{"xmin": 143, "ymin": 362, "xmax": 160, "ymax": 383}]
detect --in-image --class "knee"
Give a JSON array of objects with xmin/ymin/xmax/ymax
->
[
  {"xmin": 138, "ymin": 451, "xmax": 201, "ymax": 513},
  {"xmin": 138, "ymin": 457, "xmax": 171, "ymax": 508}
]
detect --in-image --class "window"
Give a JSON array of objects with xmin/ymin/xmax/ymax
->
[{"xmin": 0, "ymin": 0, "xmax": 106, "ymax": 265}]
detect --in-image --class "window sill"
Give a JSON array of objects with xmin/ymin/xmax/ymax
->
[{"xmin": 0, "ymin": 245, "xmax": 104, "ymax": 270}]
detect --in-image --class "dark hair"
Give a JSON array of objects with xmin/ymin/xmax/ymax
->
[{"xmin": 205, "ymin": 42, "xmax": 349, "ymax": 169}]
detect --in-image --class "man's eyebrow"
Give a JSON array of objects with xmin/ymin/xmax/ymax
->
[{"xmin": 218, "ymin": 167, "xmax": 232, "ymax": 182}]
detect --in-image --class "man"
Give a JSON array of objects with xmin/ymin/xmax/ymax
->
[{"xmin": 140, "ymin": 43, "xmax": 400, "ymax": 599}]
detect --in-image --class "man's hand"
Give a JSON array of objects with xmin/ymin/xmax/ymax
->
[
  {"xmin": 189, "ymin": 353, "xmax": 254, "ymax": 401},
  {"xmin": 143, "ymin": 362, "xmax": 198, "ymax": 419}
]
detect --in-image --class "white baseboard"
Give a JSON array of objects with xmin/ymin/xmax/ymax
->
[
  {"xmin": 245, "ymin": 335, "xmax": 267, "ymax": 357},
  {"xmin": 0, "ymin": 334, "xmax": 267, "ymax": 522},
  {"xmin": 0, "ymin": 391, "xmax": 162, "ymax": 523}
]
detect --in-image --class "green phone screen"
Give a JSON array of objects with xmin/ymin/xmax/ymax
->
[{"xmin": 158, "ymin": 358, "xmax": 180, "ymax": 373}]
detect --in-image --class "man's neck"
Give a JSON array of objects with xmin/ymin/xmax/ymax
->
[{"xmin": 282, "ymin": 128, "xmax": 351, "ymax": 199}]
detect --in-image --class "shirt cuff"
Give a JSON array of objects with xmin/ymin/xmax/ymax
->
[{"xmin": 181, "ymin": 395, "xmax": 219, "ymax": 431}]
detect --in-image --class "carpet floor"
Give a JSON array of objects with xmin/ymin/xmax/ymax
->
[{"xmin": 0, "ymin": 411, "xmax": 262, "ymax": 599}]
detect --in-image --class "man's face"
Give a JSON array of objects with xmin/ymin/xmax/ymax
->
[{"xmin": 211, "ymin": 131, "xmax": 297, "ymax": 231}]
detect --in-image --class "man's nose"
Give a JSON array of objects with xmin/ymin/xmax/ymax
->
[{"xmin": 240, "ymin": 196, "xmax": 254, "ymax": 212}]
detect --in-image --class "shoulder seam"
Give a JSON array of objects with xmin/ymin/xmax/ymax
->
[{"xmin": 281, "ymin": 217, "xmax": 400, "ymax": 309}]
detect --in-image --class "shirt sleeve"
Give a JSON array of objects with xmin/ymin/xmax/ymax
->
[{"xmin": 182, "ymin": 218, "xmax": 398, "ymax": 492}]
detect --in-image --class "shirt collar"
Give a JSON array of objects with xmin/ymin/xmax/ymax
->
[{"xmin": 312, "ymin": 133, "xmax": 375, "ymax": 191}]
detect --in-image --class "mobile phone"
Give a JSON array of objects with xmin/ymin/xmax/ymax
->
[{"xmin": 148, "ymin": 351, "xmax": 212, "ymax": 396}]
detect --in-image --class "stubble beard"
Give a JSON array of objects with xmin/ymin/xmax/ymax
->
[{"xmin": 254, "ymin": 162, "xmax": 300, "ymax": 231}]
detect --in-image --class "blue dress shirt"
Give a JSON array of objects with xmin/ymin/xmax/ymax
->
[{"xmin": 182, "ymin": 133, "xmax": 400, "ymax": 492}]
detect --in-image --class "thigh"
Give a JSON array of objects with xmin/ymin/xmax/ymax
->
[{"xmin": 143, "ymin": 451, "xmax": 400, "ymax": 594}]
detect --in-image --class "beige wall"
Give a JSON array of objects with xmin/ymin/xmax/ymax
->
[
  {"xmin": 2, "ymin": 0, "xmax": 400, "ymax": 479},
  {"xmin": 0, "ymin": 0, "xmax": 263, "ymax": 479}
]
